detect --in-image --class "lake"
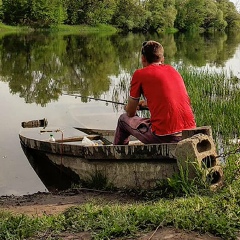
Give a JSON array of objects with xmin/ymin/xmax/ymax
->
[{"xmin": 0, "ymin": 31, "xmax": 239, "ymax": 196}]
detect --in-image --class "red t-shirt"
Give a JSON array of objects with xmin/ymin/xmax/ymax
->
[{"xmin": 130, "ymin": 64, "xmax": 196, "ymax": 136}]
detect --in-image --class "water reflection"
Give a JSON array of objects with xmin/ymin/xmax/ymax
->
[
  {"xmin": 174, "ymin": 32, "xmax": 240, "ymax": 67},
  {"xmin": 0, "ymin": 31, "xmax": 239, "ymax": 107}
]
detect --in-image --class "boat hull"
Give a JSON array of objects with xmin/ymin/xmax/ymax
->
[
  {"xmin": 19, "ymin": 126, "xmax": 223, "ymax": 190},
  {"xmin": 45, "ymin": 152, "xmax": 178, "ymax": 189}
]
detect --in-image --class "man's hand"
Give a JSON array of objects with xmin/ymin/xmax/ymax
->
[{"xmin": 138, "ymin": 100, "xmax": 148, "ymax": 110}]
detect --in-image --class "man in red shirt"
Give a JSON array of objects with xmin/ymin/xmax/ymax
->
[{"xmin": 113, "ymin": 40, "xmax": 196, "ymax": 145}]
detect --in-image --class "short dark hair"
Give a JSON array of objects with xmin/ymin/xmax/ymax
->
[{"xmin": 141, "ymin": 41, "xmax": 164, "ymax": 63}]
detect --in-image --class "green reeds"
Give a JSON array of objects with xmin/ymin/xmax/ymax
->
[{"xmin": 179, "ymin": 67, "xmax": 240, "ymax": 142}]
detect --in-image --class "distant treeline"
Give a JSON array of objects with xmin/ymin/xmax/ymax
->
[{"xmin": 0, "ymin": 0, "xmax": 240, "ymax": 32}]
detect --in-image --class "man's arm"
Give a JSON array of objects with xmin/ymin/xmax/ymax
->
[
  {"xmin": 125, "ymin": 97, "xmax": 139, "ymax": 117},
  {"xmin": 125, "ymin": 98, "xmax": 148, "ymax": 117}
]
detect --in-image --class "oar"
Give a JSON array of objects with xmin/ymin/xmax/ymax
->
[{"xmin": 62, "ymin": 93, "xmax": 149, "ymax": 110}]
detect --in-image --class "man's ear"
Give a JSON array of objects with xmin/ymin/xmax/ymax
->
[
  {"xmin": 160, "ymin": 56, "xmax": 164, "ymax": 64},
  {"xmin": 141, "ymin": 55, "xmax": 148, "ymax": 66}
]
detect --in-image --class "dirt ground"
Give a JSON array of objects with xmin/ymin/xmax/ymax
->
[{"xmin": 0, "ymin": 189, "xmax": 226, "ymax": 240}]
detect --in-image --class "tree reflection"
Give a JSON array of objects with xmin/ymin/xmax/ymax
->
[
  {"xmin": 173, "ymin": 31, "xmax": 240, "ymax": 67},
  {"xmin": 0, "ymin": 31, "xmax": 239, "ymax": 106}
]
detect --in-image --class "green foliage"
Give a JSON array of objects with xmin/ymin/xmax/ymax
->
[
  {"xmin": 202, "ymin": 1, "xmax": 225, "ymax": 30},
  {"xmin": 175, "ymin": 0, "xmax": 239, "ymax": 32},
  {"xmin": 112, "ymin": 0, "xmax": 147, "ymax": 31},
  {"xmin": 56, "ymin": 24, "xmax": 117, "ymax": 34},
  {"xmin": 166, "ymin": 164, "xmax": 209, "ymax": 197},
  {"xmin": 1, "ymin": 0, "xmax": 240, "ymax": 32},
  {"xmin": 1, "ymin": 0, "xmax": 67, "ymax": 28},
  {"xmin": 222, "ymin": 152, "xmax": 240, "ymax": 186},
  {"xmin": 0, "ymin": 22, "xmax": 22, "ymax": 32},
  {"xmin": 1, "ymin": 0, "xmax": 29, "ymax": 25},
  {"xmin": 217, "ymin": 0, "xmax": 240, "ymax": 29},
  {"xmin": 0, "ymin": 0, "xmax": 3, "ymax": 20},
  {"xmin": 175, "ymin": 0, "xmax": 206, "ymax": 31},
  {"xmin": 144, "ymin": 0, "xmax": 177, "ymax": 32},
  {"xmin": 64, "ymin": 0, "xmax": 116, "ymax": 26},
  {"xmin": 28, "ymin": 0, "xmax": 67, "ymax": 28},
  {"xmin": 63, "ymin": 0, "xmax": 81, "ymax": 25},
  {"xmin": 85, "ymin": 0, "xmax": 116, "ymax": 26}
]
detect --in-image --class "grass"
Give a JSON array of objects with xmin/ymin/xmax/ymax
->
[
  {"xmin": 0, "ymin": 22, "xmax": 118, "ymax": 35},
  {"xmin": 0, "ymin": 22, "xmax": 31, "ymax": 37},
  {"xmin": 0, "ymin": 23, "xmax": 22, "ymax": 32},
  {"xmin": 56, "ymin": 24, "xmax": 118, "ymax": 34}
]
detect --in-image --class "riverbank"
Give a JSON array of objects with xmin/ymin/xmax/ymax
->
[
  {"xmin": 0, "ymin": 22, "xmax": 118, "ymax": 35},
  {"xmin": 0, "ymin": 189, "xmax": 224, "ymax": 240}
]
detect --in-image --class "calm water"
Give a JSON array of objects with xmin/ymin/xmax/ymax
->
[{"xmin": 0, "ymin": 31, "xmax": 239, "ymax": 196}]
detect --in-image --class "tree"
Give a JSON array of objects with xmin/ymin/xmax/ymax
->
[
  {"xmin": 84, "ymin": 0, "xmax": 116, "ymax": 26},
  {"xmin": 64, "ymin": 0, "xmax": 116, "ymax": 26},
  {"xmin": 28, "ymin": 0, "xmax": 67, "ymax": 28},
  {"xmin": 216, "ymin": 0, "xmax": 240, "ymax": 29},
  {"xmin": 1, "ymin": 0, "xmax": 67, "ymax": 27},
  {"xmin": 175, "ymin": 0, "xmax": 220, "ymax": 31},
  {"xmin": 174, "ymin": 0, "xmax": 188, "ymax": 31},
  {"xmin": 64, "ymin": 0, "xmax": 81, "ymax": 25},
  {"xmin": 0, "ymin": 0, "xmax": 3, "ymax": 20},
  {"xmin": 112, "ymin": 0, "xmax": 147, "ymax": 31},
  {"xmin": 201, "ymin": 0, "xmax": 226, "ymax": 31},
  {"xmin": 2, "ymin": 0, "xmax": 29, "ymax": 25},
  {"xmin": 144, "ymin": 0, "xmax": 177, "ymax": 32},
  {"xmin": 183, "ymin": 0, "xmax": 206, "ymax": 31},
  {"xmin": 1, "ymin": 0, "xmax": 240, "ymax": 32}
]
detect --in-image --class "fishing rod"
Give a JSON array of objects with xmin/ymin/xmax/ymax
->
[
  {"xmin": 62, "ymin": 93, "xmax": 149, "ymax": 110},
  {"xmin": 62, "ymin": 93, "xmax": 126, "ymax": 106}
]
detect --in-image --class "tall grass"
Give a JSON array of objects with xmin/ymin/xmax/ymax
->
[{"xmin": 179, "ymin": 67, "xmax": 240, "ymax": 141}]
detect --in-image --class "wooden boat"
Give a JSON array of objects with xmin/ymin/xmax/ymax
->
[{"xmin": 19, "ymin": 122, "xmax": 223, "ymax": 190}]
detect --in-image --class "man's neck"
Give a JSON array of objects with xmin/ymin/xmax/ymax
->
[{"xmin": 144, "ymin": 62, "xmax": 162, "ymax": 67}]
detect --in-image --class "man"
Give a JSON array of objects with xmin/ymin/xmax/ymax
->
[{"xmin": 113, "ymin": 40, "xmax": 196, "ymax": 145}]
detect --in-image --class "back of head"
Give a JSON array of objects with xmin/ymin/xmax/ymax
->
[{"xmin": 141, "ymin": 41, "xmax": 164, "ymax": 64}]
